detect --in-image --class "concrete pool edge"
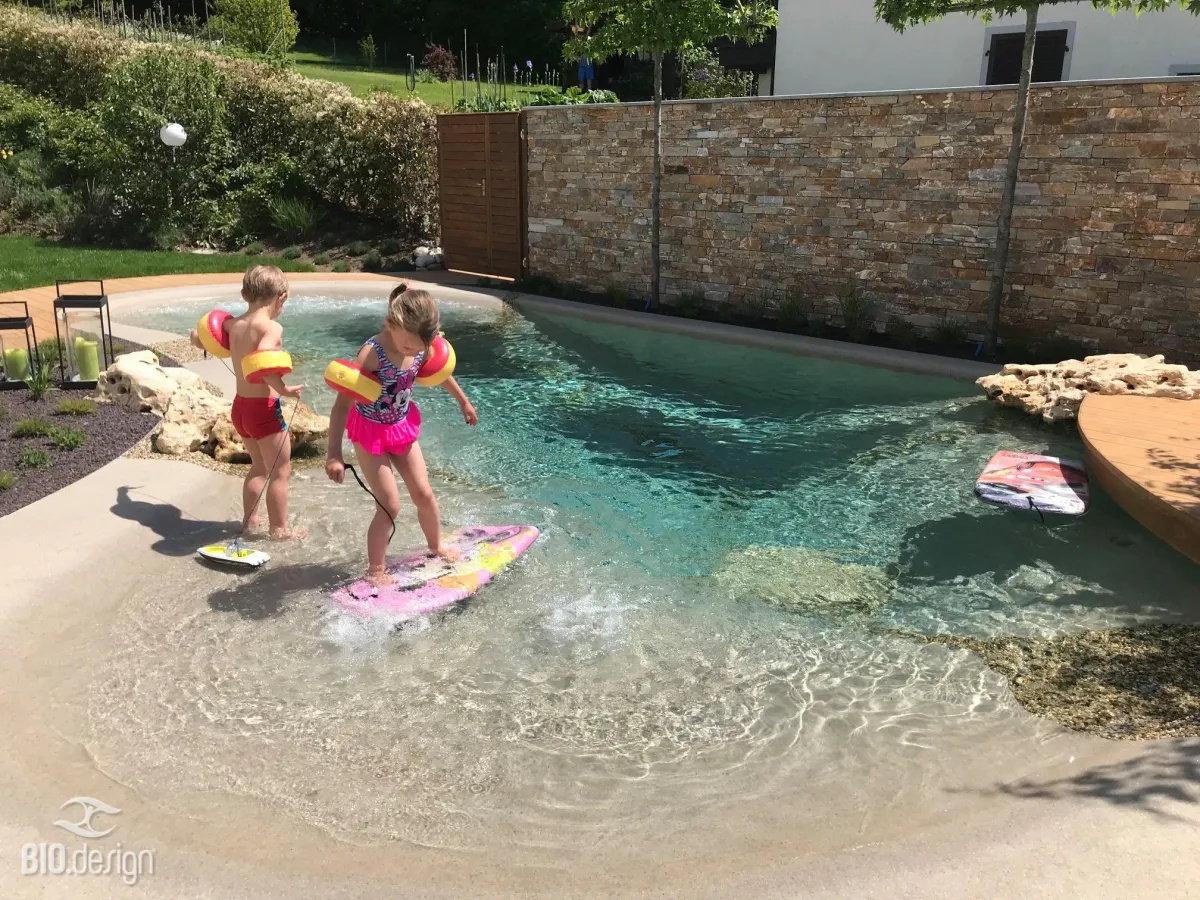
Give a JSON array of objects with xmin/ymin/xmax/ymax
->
[{"xmin": 507, "ymin": 293, "xmax": 1001, "ymax": 382}]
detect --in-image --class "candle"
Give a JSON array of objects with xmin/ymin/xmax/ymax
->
[
  {"xmin": 75, "ymin": 337, "xmax": 100, "ymax": 382},
  {"xmin": 3, "ymin": 347, "xmax": 29, "ymax": 381}
]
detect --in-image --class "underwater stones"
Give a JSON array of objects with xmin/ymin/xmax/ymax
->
[
  {"xmin": 713, "ymin": 546, "xmax": 891, "ymax": 615},
  {"xmin": 978, "ymin": 353, "xmax": 1200, "ymax": 423},
  {"xmin": 902, "ymin": 624, "xmax": 1200, "ymax": 740},
  {"xmin": 98, "ymin": 350, "xmax": 202, "ymax": 415}
]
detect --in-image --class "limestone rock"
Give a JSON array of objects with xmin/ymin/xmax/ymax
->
[
  {"xmin": 154, "ymin": 383, "xmax": 229, "ymax": 455},
  {"xmin": 98, "ymin": 350, "xmax": 202, "ymax": 414},
  {"xmin": 712, "ymin": 546, "xmax": 891, "ymax": 615},
  {"xmin": 210, "ymin": 398, "xmax": 329, "ymax": 463},
  {"xmin": 978, "ymin": 352, "xmax": 1200, "ymax": 423}
]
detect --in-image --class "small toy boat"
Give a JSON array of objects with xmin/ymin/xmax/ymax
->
[{"xmin": 197, "ymin": 539, "xmax": 270, "ymax": 569}]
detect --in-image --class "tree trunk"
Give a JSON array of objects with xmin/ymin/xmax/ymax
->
[
  {"xmin": 651, "ymin": 49, "xmax": 663, "ymax": 309},
  {"xmin": 984, "ymin": 3, "xmax": 1039, "ymax": 356}
]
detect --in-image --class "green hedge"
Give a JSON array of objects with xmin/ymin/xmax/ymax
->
[{"xmin": 0, "ymin": 8, "xmax": 437, "ymax": 247}]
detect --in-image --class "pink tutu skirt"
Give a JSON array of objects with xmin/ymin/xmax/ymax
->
[{"xmin": 347, "ymin": 402, "xmax": 422, "ymax": 457}]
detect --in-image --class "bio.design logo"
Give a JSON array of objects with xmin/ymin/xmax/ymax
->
[{"xmin": 21, "ymin": 796, "xmax": 155, "ymax": 886}]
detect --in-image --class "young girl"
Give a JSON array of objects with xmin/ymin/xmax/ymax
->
[{"xmin": 325, "ymin": 285, "xmax": 478, "ymax": 584}]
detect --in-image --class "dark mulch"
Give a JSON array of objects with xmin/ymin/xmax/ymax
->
[{"xmin": 0, "ymin": 339, "xmax": 170, "ymax": 519}]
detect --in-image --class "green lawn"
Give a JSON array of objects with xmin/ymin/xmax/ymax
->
[
  {"xmin": 0, "ymin": 236, "xmax": 315, "ymax": 294},
  {"xmin": 289, "ymin": 51, "xmax": 545, "ymax": 106}
]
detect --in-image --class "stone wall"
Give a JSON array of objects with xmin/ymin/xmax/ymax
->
[{"xmin": 524, "ymin": 79, "xmax": 1200, "ymax": 360}]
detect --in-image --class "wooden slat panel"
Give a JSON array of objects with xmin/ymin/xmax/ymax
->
[
  {"xmin": 437, "ymin": 111, "xmax": 523, "ymax": 279},
  {"xmin": 1079, "ymin": 393, "xmax": 1200, "ymax": 565}
]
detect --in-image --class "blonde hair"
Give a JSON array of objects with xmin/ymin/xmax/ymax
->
[
  {"xmin": 242, "ymin": 265, "xmax": 289, "ymax": 305},
  {"xmin": 386, "ymin": 283, "xmax": 441, "ymax": 345}
]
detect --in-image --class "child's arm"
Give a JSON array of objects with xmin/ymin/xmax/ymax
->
[
  {"xmin": 325, "ymin": 393, "xmax": 352, "ymax": 483},
  {"xmin": 440, "ymin": 376, "xmax": 477, "ymax": 426},
  {"xmin": 257, "ymin": 324, "xmax": 303, "ymax": 399},
  {"xmin": 326, "ymin": 342, "xmax": 380, "ymax": 483}
]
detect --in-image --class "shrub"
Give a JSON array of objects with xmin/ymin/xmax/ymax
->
[
  {"xmin": 0, "ymin": 9, "xmax": 439, "ymax": 244},
  {"xmin": 51, "ymin": 425, "xmax": 86, "ymax": 449},
  {"xmin": 362, "ymin": 248, "xmax": 383, "ymax": 271},
  {"xmin": 0, "ymin": 470, "xmax": 15, "ymax": 491},
  {"xmin": 17, "ymin": 447, "xmax": 50, "ymax": 469},
  {"xmin": 416, "ymin": 68, "xmax": 437, "ymax": 84},
  {"xmin": 24, "ymin": 363, "xmax": 53, "ymax": 400},
  {"xmin": 932, "ymin": 316, "xmax": 969, "ymax": 347},
  {"xmin": 359, "ymin": 35, "xmax": 377, "ymax": 69},
  {"xmin": 380, "ymin": 237, "xmax": 402, "ymax": 255},
  {"xmin": 346, "ymin": 240, "xmax": 370, "ymax": 257},
  {"xmin": 529, "ymin": 86, "xmax": 619, "ymax": 106},
  {"xmin": 606, "ymin": 286, "xmax": 631, "ymax": 308},
  {"xmin": 243, "ymin": 241, "xmax": 265, "ymax": 255},
  {"xmin": 208, "ymin": 0, "xmax": 299, "ymax": 58},
  {"xmin": 838, "ymin": 290, "xmax": 875, "ymax": 342},
  {"xmin": 12, "ymin": 417, "xmax": 53, "ymax": 437},
  {"xmin": 269, "ymin": 195, "xmax": 318, "ymax": 239},
  {"xmin": 422, "ymin": 43, "xmax": 458, "ymax": 82},
  {"xmin": 674, "ymin": 292, "xmax": 705, "ymax": 318},
  {"xmin": 95, "ymin": 47, "xmax": 237, "ymax": 248},
  {"xmin": 331, "ymin": 260, "xmax": 351, "ymax": 273},
  {"xmin": 55, "ymin": 397, "xmax": 96, "ymax": 415},
  {"xmin": 885, "ymin": 315, "xmax": 919, "ymax": 350},
  {"xmin": 777, "ymin": 294, "xmax": 807, "ymax": 327},
  {"xmin": 281, "ymin": 244, "xmax": 303, "ymax": 260},
  {"xmin": 312, "ymin": 251, "xmax": 331, "ymax": 266},
  {"xmin": 681, "ymin": 46, "xmax": 756, "ymax": 100},
  {"xmin": 455, "ymin": 95, "xmax": 521, "ymax": 113}
]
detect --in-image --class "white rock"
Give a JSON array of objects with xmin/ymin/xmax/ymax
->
[
  {"xmin": 414, "ymin": 251, "xmax": 438, "ymax": 268},
  {"xmin": 978, "ymin": 352, "xmax": 1200, "ymax": 423},
  {"xmin": 154, "ymin": 383, "xmax": 229, "ymax": 454},
  {"xmin": 97, "ymin": 351, "xmax": 201, "ymax": 414}
]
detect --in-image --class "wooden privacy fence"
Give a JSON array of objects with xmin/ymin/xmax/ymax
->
[{"xmin": 436, "ymin": 112, "xmax": 526, "ymax": 280}]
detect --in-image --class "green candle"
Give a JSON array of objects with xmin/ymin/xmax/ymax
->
[
  {"xmin": 3, "ymin": 346, "xmax": 29, "ymax": 381},
  {"xmin": 75, "ymin": 337, "xmax": 100, "ymax": 382}
]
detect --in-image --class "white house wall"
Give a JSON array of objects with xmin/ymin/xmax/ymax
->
[{"xmin": 773, "ymin": 0, "xmax": 1200, "ymax": 95}]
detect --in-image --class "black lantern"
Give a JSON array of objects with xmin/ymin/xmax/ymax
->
[
  {"xmin": 53, "ymin": 281, "xmax": 115, "ymax": 390},
  {"xmin": 0, "ymin": 301, "xmax": 39, "ymax": 391}
]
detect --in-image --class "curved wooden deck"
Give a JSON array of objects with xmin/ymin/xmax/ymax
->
[{"xmin": 1079, "ymin": 393, "xmax": 1200, "ymax": 564}]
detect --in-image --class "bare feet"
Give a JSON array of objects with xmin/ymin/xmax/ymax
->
[
  {"xmin": 432, "ymin": 543, "xmax": 461, "ymax": 563},
  {"xmin": 242, "ymin": 515, "xmax": 264, "ymax": 536},
  {"xmin": 269, "ymin": 525, "xmax": 309, "ymax": 541},
  {"xmin": 367, "ymin": 565, "xmax": 394, "ymax": 587}
]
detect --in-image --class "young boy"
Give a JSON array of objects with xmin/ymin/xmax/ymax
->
[{"xmin": 191, "ymin": 265, "xmax": 306, "ymax": 540}]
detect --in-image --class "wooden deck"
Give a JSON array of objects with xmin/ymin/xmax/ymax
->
[{"xmin": 1079, "ymin": 393, "xmax": 1200, "ymax": 564}]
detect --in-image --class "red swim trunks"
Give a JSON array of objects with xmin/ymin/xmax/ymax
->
[{"xmin": 231, "ymin": 395, "xmax": 286, "ymax": 441}]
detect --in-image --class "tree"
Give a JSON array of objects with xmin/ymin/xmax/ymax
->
[
  {"xmin": 876, "ymin": 0, "xmax": 1200, "ymax": 355},
  {"xmin": 563, "ymin": 1, "xmax": 776, "ymax": 308},
  {"xmin": 209, "ymin": 0, "xmax": 300, "ymax": 58}
]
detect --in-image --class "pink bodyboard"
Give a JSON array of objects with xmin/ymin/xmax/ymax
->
[
  {"xmin": 330, "ymin": 525, "xmax": 539, "ymax": 616},
  {"xmin": 975, "ymin": 451, "xmax": 1089, "ymax": 516}
]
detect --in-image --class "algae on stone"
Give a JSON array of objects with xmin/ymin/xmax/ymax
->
[
  {"xmin": 714, "ymin": 546, "xmax": 892, "ymax": 615},
  {"xmin": 897, "ymin": 624, "xmax": 1200, "ymax": 740}
]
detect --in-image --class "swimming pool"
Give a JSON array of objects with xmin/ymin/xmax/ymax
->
[{"xmin": 103, "ymin": 293, "xmax": 1200, "ymax": 853}]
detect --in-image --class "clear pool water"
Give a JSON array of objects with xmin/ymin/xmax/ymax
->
[{"xmin": 100, "ymin": 295, "xmax": 1200, "ymax": 852}]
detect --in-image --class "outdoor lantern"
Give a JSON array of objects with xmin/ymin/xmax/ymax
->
[
  {"xmin": 0, "ymin": 301, "xmax": 39, "ymax": 390},
  {"xmin": 53, "ymin": 281, "xmax": 115, "ymax": 390},
  {"xmin": 159, "ymin": 122, "xmax": 187, "ymax": 148}
]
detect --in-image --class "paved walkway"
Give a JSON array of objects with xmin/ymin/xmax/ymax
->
[
  {"xmin": 0, "ymin": 269, "xmax": 479, "ymax": 348},
  {"xmin": 1079, "ymin": 392, "xmax": 1200, "ymax": 564}
]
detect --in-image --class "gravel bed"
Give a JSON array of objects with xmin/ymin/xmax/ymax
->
[
  {"xmin": 0, "ymin": 338, "xmax": 183, "ymax": 519},
  {"xmin": 0, "ymin": 390, "xmax": 158, "ymax": 518},
  {"xmin": 897, "ymin": 625, "xmax": 1200, "ymax": 740}
]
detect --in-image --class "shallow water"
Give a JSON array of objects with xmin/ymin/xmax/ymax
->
[{"xmin": 99, "ymin": 295, "xmax": 1200, "ymax": 851}]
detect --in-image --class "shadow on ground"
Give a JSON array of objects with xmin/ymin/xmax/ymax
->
[
  {"xmin": 962, "ymin": 741, "xmax": 1200, "ymax": 824},
  {"xmin": 207, "ymin": 562, "xmax": 351, "ymax": 620},
  {"xmin": 110, "ymin": 485, "xmax": 239, "ymax": 556}
]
